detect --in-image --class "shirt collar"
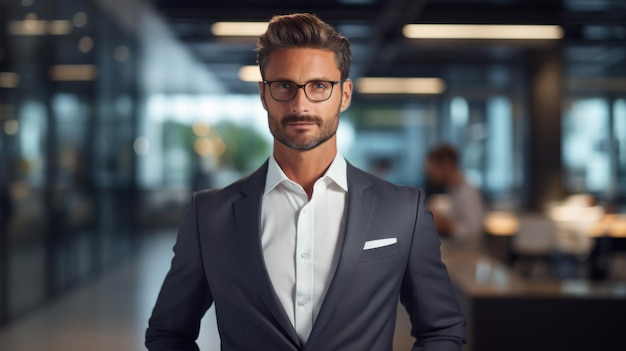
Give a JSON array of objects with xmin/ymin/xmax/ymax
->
[{"xmin": 264, "ymin": 153, "xmax": 348, "ymax": 194}]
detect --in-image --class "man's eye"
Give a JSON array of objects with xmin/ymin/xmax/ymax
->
[
  {"xmin": 277, "ymin": 82, "xmax": 293, "ymax": 89},
  {"xmin": 311, "ymin": 82, "xmax": 330, "ymax": 90}
]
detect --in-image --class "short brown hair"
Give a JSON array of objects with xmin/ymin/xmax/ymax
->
[
  {"xmin": 427, "ymin": 144, "xmax": 460, "ymax": 166},
  {"xmin": 256, "ymin": 13, "xmax": 351, "ymax": 80}
]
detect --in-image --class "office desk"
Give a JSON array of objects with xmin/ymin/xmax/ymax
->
[{"xmin": 441, "ymin": 244, "xmax": 626, "ymax": 351}]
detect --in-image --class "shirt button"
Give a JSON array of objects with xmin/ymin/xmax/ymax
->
[
  {"xmin": 300, "ymin": 252, "xmax": 310, "ymax": 259},
  {"xmin": 297, "ymin": 298, "xmax": 309, "ymax": 307}
]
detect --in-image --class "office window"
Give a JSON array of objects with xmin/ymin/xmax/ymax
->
[
  {"xmin": 449, "ymin": 97, "xmax": 469, "ymax": 146},
  {"xmin": 18, "ymin": 101, "xmax": 47, "ymax": 187},
  {"xmin": 563, "ymin": 98, "xmax": 611, "ymax": 193},
  {"xmin": 486, "ymin": 96, "xmax": 514, "ymax": 194},
  {"xmin": 615, "ymin": 99, "xmax": 626, "ymax": 195}
]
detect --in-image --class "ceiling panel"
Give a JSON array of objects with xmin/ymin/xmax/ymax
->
[{"xmin": 150, "ymin": 0, "xmax": 626, "ymax": 94}]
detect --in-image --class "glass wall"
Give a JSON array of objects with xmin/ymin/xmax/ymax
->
[
  {"xmin": 616, "ymin": 99, "xmax": 626, "ymax": 199},
  {"xmin": 563, "ymin": 96, "xmax": 626, "ymax": 205},
  {"xmin": 563, "ymin": 41, "xmax": 626, "ymax": 207},
  {"xmin": 346, "ymin": 99, "xmax": 438, "ymax": 186},
  {"xmin": 0, "ymin": 0, "xmax": 139, "ymax": 323},
  {"xmin": 563, "ymin": 98, "xmax": 611, "ymax": 194}
]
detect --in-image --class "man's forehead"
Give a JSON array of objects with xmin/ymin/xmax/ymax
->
[
  {"xmin": 264, "ymin": 48, "xmax": 340, "ymax": 74},
  {"xmin": 266, "ymin": 47, "xmax": 336, "ymax": 59}
]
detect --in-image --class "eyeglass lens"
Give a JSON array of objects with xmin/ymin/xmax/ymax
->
[{"xmin": 268, "ymin": 81, "xmax": 337, "ymax": 102}]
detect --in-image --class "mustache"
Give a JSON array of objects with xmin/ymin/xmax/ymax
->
[{"xmin": 280, "ymin": 115, "xmax": 322, "ymax": 125}]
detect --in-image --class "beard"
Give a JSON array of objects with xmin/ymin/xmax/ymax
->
[{"xmin": 269, "ymin": 113, "xmax": 339, "ymax": 151}]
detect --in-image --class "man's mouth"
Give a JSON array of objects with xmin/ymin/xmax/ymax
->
[{"xmin": 282, "ymin": 116, "xmax": 321, "ymax": 127}]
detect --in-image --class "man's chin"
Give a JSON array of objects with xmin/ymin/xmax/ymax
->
[
  {"xmin": 277, "ymin": 135, "xmax": 332, "ymax": 151},
  {"xmin": 279, "ymin": 139, "xmax": 322, "ymax": 151}
]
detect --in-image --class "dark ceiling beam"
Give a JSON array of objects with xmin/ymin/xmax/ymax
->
[
  {"xmin": 416, "ymin": 2, "xmax": 564, "ymax": 24},
  {"xmin": 152, "ymin": 2, "xmax": 386, "ymax": 22},
  {"xmin": 157, "ymin": 8, "xmax": 626, "ymax": 29},
  {"xmin": 353, "ymin": 0, "xmax": 431, "ymax": 78},
  {"xmin": 151, "ymin": 0, "xmax": 626, "ymax": 95},
  {"xmin": 563, "ymin": 11, "xmax": 626, "ymax": 25},
  {"xmin": 415, "ymin": 3, "xmax": 625, "ymax": 25}
]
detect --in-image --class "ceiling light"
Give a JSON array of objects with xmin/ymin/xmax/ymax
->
[
  {"xmin": 73, "ymin": 12, "xmax": 88, "ymax": 28},
  {"xmin": 48, "ymin": 20, "xmax": 72, "ymax": 35},
  {"xmin": 78, "ymin": 36, "xmax": 94, "ymax": 53},
  {"xmin": 48, "ymin": 65, "xmax": 98, "ymax": 81},
  {"xmin": 192, "ymin": 122, "xmax": 211, "ymax": 137},
  {"xmin": 133, "ymin": 136, "xmax": 150, "ymax": 156},
  {"xmin": 239, "ymin": 65, "xmax": 262, "ymax": 82},
  {"xmin": 211, "ymin": 22, "xmax": 268, "ymax": 36},
  {"xmin": 9, "ymin": 14, "xmax": 73, "ymax": 36},
  {"xmin": 357, "ymin": 77, "xmax": 446, "ymax": 95},
  {"xmin": 0, "ymin": 72, "xmax": 20, "ymax": 88},
  {"xmin": 403, "ymin": 24, "xmax": 564, "ymax": 40},
  {"xmin": 8, "ymin": 15, "xmax": 47, "ymax": 35},
  {"xmin": 114, "ymin": 45, "xmax": 130, "ymax": 62},
  {"xmin": 4, "ymin": 120, "xmax": 19, "ymax": 135}
]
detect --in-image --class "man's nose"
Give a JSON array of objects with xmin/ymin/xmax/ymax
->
[{"xmin": 289, "ymin": 87, "xmax": 311, "ymax": 114}]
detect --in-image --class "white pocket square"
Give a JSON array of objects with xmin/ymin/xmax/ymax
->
[{"xmin": 363, "ymin": 238, "xmax": 397, "ymax": 250}]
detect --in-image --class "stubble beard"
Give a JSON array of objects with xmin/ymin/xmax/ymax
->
[{"xmin": 269, "ymin": 113, "xmax": 339, "ymax": 151}]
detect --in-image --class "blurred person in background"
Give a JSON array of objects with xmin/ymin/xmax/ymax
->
[
  {"xmin": 146, "ymin": 13, "xmax": 465, "ymax": 351},
  {"xmin": 426, "ymin": 144, "xmax": 485, "ymax": 250}
]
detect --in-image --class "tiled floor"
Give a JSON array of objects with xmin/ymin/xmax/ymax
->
[{"xmin": 0, "ymin": 231, "xmax": 415, "ymax": 351}]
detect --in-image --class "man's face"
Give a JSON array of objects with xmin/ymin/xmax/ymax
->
[
  {"xmin": 259, "ymin": 48, "xmax": 352, "ymax": 151},
  {"xmin": 426, "ymin": 159, "xmax": 449, "ymax": 185}
]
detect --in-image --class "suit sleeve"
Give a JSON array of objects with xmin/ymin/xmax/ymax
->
[
  {"xmin": 146, "ymin": 193, "xmax": 213, "ymax": 351},
  {"xmin": 400, "ymin": 189, "xmax": 467, "ymax": 351}
]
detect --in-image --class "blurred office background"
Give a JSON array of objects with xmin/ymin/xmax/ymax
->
[{"xmin": 0, "ymin": 0, "xmax": 626, "ymax": 350}]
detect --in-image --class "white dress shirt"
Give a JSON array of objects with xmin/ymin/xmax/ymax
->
[
  {"xmin": 261, "ymin": 154, "xmax": 348, "ymax": 344},
  {"xmin": 449, "ymin": 176, "xmax": 484, "ymax": 249}
]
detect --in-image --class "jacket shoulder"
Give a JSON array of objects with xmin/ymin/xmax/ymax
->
[
  {"xmin": 193, "ymin": 161, "xmax": 268, "ymax": 205},
  {"xmin": 194, "ymin": 177, "xmax": 245, "ymax": 202}
]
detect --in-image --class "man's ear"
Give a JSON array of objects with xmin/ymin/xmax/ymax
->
[
  {"xmin": 259, "ymin": 81, "xmax": 268, "ymax": 111},
  {"xmin": 340, "ymin": 79, "xmax": 353, "ymax": 113}
]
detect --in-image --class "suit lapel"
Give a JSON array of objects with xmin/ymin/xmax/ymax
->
[
  {"xmin": 234, "ymin": 162, "xmax": 302, "ymax": 347},
  {"xmin": 306, "ymin": 164, "xmax": 377, "ymax": 344}
]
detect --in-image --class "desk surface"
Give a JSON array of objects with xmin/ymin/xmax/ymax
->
[{"xmin": 441, "ymin": 243, "xmax": 626, "ymax": 298}]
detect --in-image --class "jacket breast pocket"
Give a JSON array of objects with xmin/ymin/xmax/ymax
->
[{"xmin": 359, "ymin": 243, "xmax": 400, "ymax": 262}]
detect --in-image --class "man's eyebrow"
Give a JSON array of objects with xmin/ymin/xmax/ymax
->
[
  {"xmin": 265, "ymin": 77, "xmax": 337, "ymax": 83},
  {"xmin": 265, "ymin": 78, "xmax": 293, "ymax": 82}
]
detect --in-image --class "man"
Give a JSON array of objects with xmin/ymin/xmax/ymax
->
[
  {"xmin": 146, "ymin": 13, "xmax": 466, "ymax": 351},
  {"xmin": 425, "ymin": 144, "xmax": 485, "ymax": 250}
]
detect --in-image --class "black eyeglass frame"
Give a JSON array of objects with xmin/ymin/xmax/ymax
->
[{"xmin": 262, "ymin": 80, "xmax": 345, "ymax": 102}]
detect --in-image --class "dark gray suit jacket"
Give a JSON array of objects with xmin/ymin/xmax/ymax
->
[{"xmin": 146, "ymin": 162, "xmax": 466, "ymax": 350}]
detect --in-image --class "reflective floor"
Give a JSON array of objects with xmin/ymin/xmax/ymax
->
[
  {"xmin": 0, "ymin": 231, "xmax": 415, "ymax": 351},
  {"xmin": 0, "ymin": 231, "xmax": 220, "ymax": 351}
]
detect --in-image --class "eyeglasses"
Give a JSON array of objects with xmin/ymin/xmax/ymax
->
[{"xmin": 263, "ymin": 80, "xmax": 344, "ymax": 102}]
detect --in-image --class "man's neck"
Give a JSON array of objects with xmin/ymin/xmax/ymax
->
[{"xmin": 273, "ymin": 139, "xmax": 337, "ymax": 199}]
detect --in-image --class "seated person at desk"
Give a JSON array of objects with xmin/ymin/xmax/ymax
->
[{"xmin": 426, "ymin": 144, "xmax": 484, "ymax": 250}]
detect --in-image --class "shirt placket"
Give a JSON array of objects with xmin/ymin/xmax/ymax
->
[{"xmin": 294, "ymin": 194, "xmax": 315, "ymax": 343}]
